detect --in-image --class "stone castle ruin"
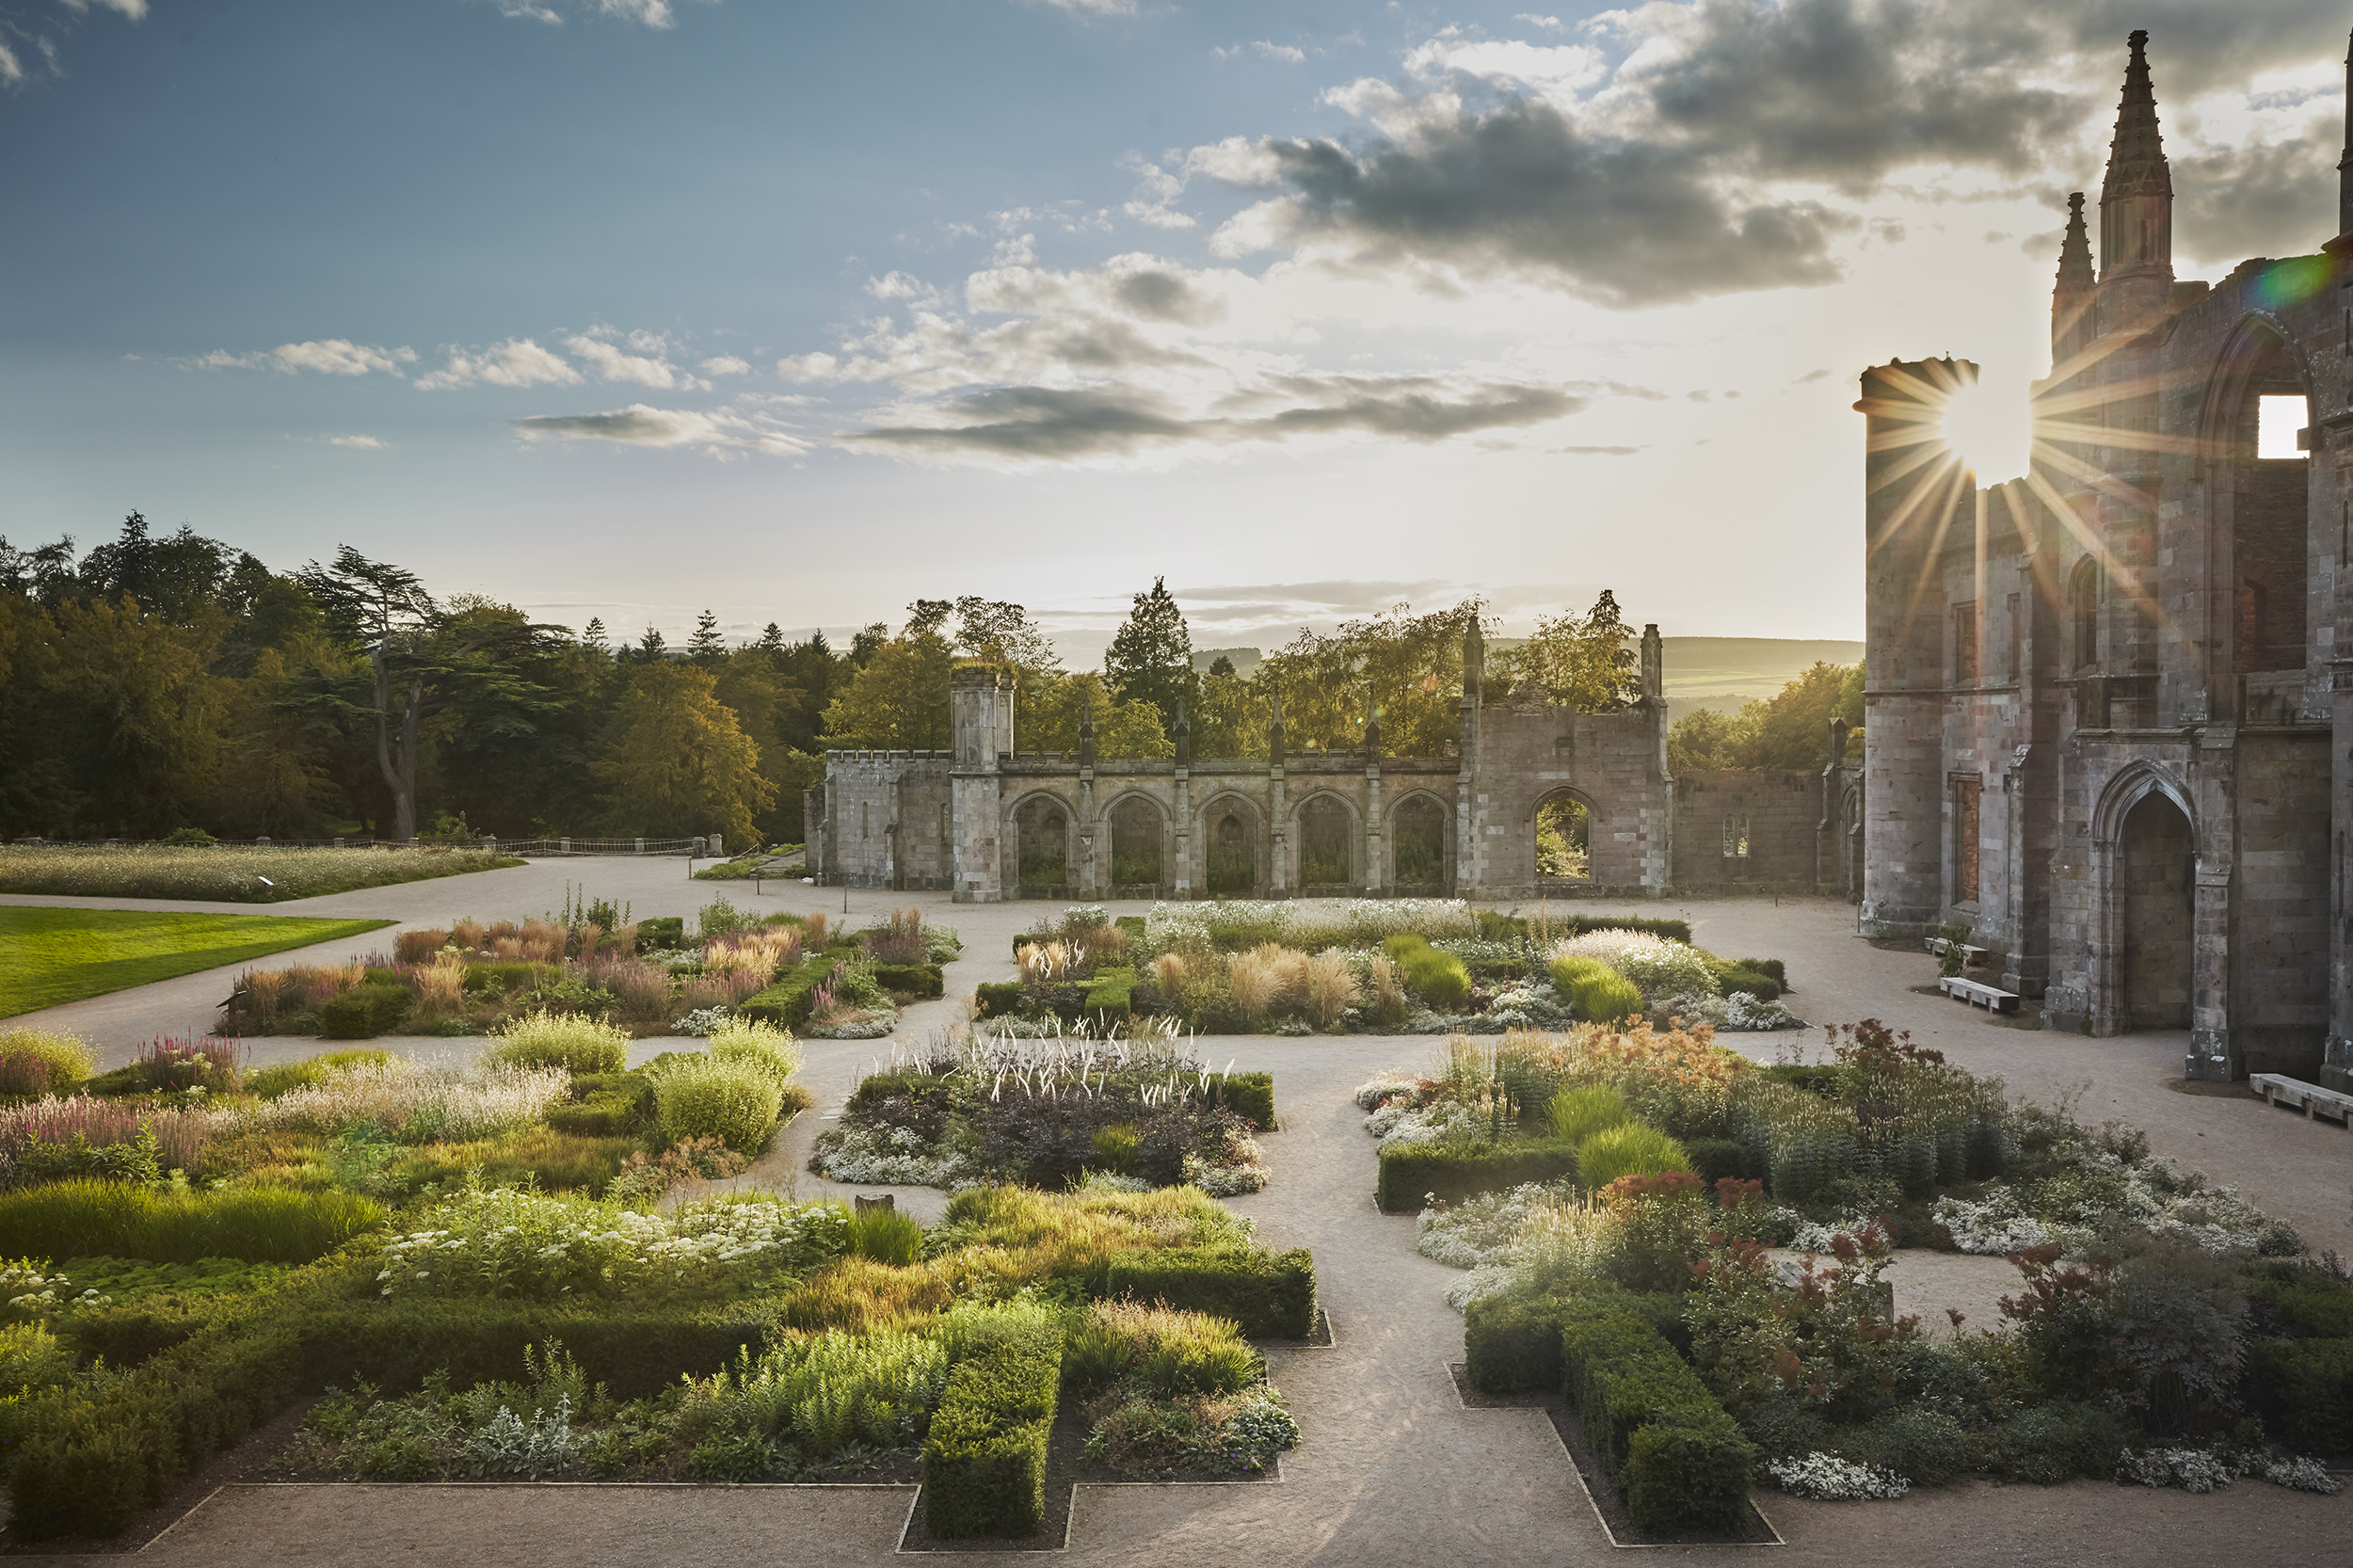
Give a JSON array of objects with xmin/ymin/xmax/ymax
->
[
  {"xmin": 809, "ymin": 621, "xmax": 1865, "ymax": 910},
  {"xmin": 1860, "ymin": 30, "xmax": 2353, "ymax": 1090}
]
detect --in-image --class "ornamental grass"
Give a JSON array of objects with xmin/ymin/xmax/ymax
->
[
  {"xmin": 241, "ymin": 1057, "xmax": 570, "ymax": 1143},
  {"xmin": 0, "ymin": 1029, "xmax": 95, "ymax": 1097},
  {"xmin": 483, "ymin": 1010, "xmax": 629, "ymax": 1076}
]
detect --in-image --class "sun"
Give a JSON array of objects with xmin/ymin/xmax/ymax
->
[{"xmin": 1938, "ymin": 378, "xmax": 2033, "ymax": 484}]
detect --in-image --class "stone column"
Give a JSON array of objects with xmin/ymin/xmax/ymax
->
[
  {"xmin": 949, "ymin": 667, "xmax": 1012, "ymax": 903},
  {"xmin": 1268, "ymin": 697, "xmax": 1288, "ymax": 896},
  {"xmin": 1364, "ymin": 690, "xmax": 1384, "ymax": 894},
  {"xmin": 1173, "ymin": 700, "xmax": 1193, "ymax": 898}
]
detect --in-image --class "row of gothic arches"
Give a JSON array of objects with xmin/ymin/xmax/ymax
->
[{"xmin": 1008, "ymin": 788, "xmax": 1455, "ymax": 895}]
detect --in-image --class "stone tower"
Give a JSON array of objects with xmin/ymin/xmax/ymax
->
[{"xmin": 949, "ymin": 664, "xmax": 1014, "ymax": 902}]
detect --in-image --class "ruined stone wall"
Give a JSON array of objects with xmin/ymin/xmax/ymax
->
[
  {"xmin": 810, "ymin": 751, "xmax": 952, "ymax": 891},
  {"xmin": 1670, "ymin": 771, "xmax": 1821, "ymax": 888},
  {"xmin": 2230, "ymin": 728, "xmax": 2330, "ymax": 1077},
  {"xmin": 1465, "ymin": 696, "xmax": 1670, "ymax": 897}
]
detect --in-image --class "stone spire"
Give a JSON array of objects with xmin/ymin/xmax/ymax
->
[
  {"xmin": 2053, "ymin": 191, "xmax": 2096, "ymax": 361},
  {"xmin": 1267, "ymin": 694, "xmax": 1285, "ymax": 767},
  {"xmin": 2098, "ymin": 30, "xmax": 2172, "ymax": 280},
  {"xmin": 2339, "ymin": 27, "xmax": 2353, "ymax": 238}
]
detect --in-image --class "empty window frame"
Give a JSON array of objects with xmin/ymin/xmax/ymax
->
[
  {"xmin": 1952, "ymin": 776, "xmax": 1982, "ymax": 904},
  {"xmin": 1721, "ymin": 814, "xmax": 1750, "ymax": 857},
  {"xmin": 1953, "ymin": 600, "xmax": 1978, "ymax": 685}
]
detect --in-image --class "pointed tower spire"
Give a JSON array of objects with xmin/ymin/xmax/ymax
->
[
  {"xmin": 2338, "ymin": 27, "xmax": 2353, "ymax": 238},
  {"xmin": 2052, "ymin": 191, "xmax": 2096, "ymax": 364},
  {"xmin": 2098, "ymin": 29, "xmax": 2172, "ymax": 280}
]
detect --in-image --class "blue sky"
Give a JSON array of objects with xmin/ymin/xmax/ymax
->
[{"xmin": 7, "ymin": 0, "xmax": 2351, "ymax": 660}]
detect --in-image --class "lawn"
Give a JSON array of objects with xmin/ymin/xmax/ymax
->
[{"xmin": 0, "ymin": 907, "xmax": 395, "ymax": 1018}]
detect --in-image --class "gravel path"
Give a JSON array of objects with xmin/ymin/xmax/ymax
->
[{"xmin": 8, "ymin": 889, "xmax": 2347, "ymax": 1563}]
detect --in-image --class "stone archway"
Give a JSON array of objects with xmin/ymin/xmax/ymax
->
[
  {"xmin": 1107, "ymin": 794, "xmax": 1165, "ymax": 889},
  {"xmin": 1205, "ymin": 801, "xmax": 1257, "ymax": 895},
  {"xmin": 1296, "ymin": 793, "xmax": 1354, "ymax": 891},
  {"xmin": 2121, "ymin": 791, "xmax": 2195, "ymax": 1031},
  {"xmin": 1015, "ymin": 794, "xmax": 1070, "ymax": 893},
  {"xmin": 1534, "ymin": 788, "xmax": 1593, "ymax": 883},
  {"xmin": 1393, "ymin": 793, "xmax": 1447, "ymax": 891}
]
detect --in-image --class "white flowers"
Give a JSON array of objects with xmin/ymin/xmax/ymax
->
[
  {"xmin": 1768, "ymin": 1452, "xmax": 1910, "ymax": 1500},
  {"xmin": 1147, "ymin": 898, "xmax": 1478, "ymax": 950},
  {"xmin": 1548, "ymin": 930, "xmax": 1717, "ymax": 1001},
  {"xmin": 813, "ymin": 1124, "xmax": 970, "ymax": 1187},
  {"xmin": 242, "ymin": 1057, "xmax": 568, "ymax": 1143}
]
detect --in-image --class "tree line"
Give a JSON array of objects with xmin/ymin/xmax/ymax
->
[{"xmin": 0, "ymin": 516, "xmax": 1673, "ymax": 847}]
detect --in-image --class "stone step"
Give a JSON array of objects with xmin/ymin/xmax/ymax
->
[
  {"xmin": 2250, "ymin": 1072, "xmax": 2353, "ymax": 1128},
  {"xmin": 1938, "ymin": 975, "xmax": 2019, "ymax": 1014}
]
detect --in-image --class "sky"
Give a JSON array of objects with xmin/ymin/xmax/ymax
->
[{"xmin": 5, "ymin": 0, "xmax": 2352, "ymax": 664}]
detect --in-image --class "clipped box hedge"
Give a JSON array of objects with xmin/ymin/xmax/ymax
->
[
  {"xmin": 1375, "ymin": 1137, "xmax": 1579, "ymax": 1213},
  {"xmin": 1071, "ymin": 1244, "xmax": 1318, "ymax": 1340},
  {"xmin": 1081, "ymin": 966, "xmax": 1136, "ymax": 1025},
  {"xmin": 635, "ymin": 916, "xmax": 686, "ymax": 949},
  {"xmin": 10, "ymin": 1257, "xmax": 781, "ymax": 1542},
  {"xmin": 739, "ymin": 952, "xmax": 863, "ymax": 1029},
  {"xmin": 319, "ymin": 984, "xmax": 411, "ymax": 1040},
  {"xmin": 545, "ymin": 1071, "xmax": 656, "ymax": 1136},
  {"xmin": 974, "ymin": 981, "xmax": 1025, "ymax": 1017},
  {"xmin": 2245, "ymin": 1337, "xmax": 2353, "ymax": 1456},
  {"xmin": 871, "ymin": 962, "xmax": 945, "ymax": 999},
  {"xmin": 1559, "ymin": 1293, "xmax": 1753, "ymax": 1533},
  {"xmin": 1201, "ymin": 1071, "xmax": 1274, "ymax": 1130},
  {"xmin": 920, "ymin": 1336, "xmax": 1063, "ymax": 1538}
]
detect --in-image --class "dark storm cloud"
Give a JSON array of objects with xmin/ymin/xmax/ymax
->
[
  {"xmin": 2174, "ymin": 127, "xmax": 2339, "ymax": 264},
  {"xmin": 1111, "ymin": 266, "xmax": 1226, "ymax": 324},
  {"xmin": 847, "ymin": 375, "xmax": 1586, "ymax": 459},
  {"xmin": 1266, "ymin": 99, "xmax": 1856, "ymax": 308}
]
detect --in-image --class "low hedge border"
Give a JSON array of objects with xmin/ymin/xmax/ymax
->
[
  {"xmin": 1201, "ymin": 1071, "xmax": 1274, "ymax": 1130},
  {"xmin": 974, "ymin": 981, "xmax": 1025, "ymax": 1017},
  {"xmin": 738, "ymin": 949, "xmax": 866, "ymax": 1029},
  {"xmin": 2245, "ymin": 1337, "xmax": 2353, "ymax": 1455},
  {"xmin": 1070, "ymin": 1244, "xmax": 1318, "ymax": 1340},
  {"xmin": 546, "ymin": 1071, "xmax": 656, "ymax": 1136},
  {"xmin": 871, "ymin": 962, "xmax": 946, "ymax": 1000},
  {"xmin": 1559, "ymin": 1291, "xmax": 1753, "ymax": 1533},
  {"xmin": 1375, "ymin": 1138, "xmax": 1579, "ymax": 1213},
  {"xmin": 920, "ymin": 1330, "xmax": 1063, "ymax": 1538},
  {"xmin": 1081, "ymin": 967, "xmax": 1135, "ymax": 1026},
  {"xmin": 10, "ymin": 1256, "xmax": 780, "ymax": 1541},
  {"xmin": 1464, "ymin": 1285, "xmax": 1691, "ymax": 1396}
]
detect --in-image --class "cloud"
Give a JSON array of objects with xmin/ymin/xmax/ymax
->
[
  {"xmin": 698, "ymin": 355, "xmax": 753, "ymax": 376},
  {"xmin": 1216, "ymin": 41, "xmax": 1305, "ymax": 64},
  {"xmin": 478, "ymin": 0, "xmax": 688, "ymax": 26},
  {"xmin": 1551, "ymin": 444, "xmax": 1640, "ymax": 455},
  {"xmin": 1, "ymin": 0, "xmax": 143, "ymax": 89},
  {"xmin": 188, "ymin": 340, "xmax": 418, "ymax": 376},
  {"xmin": 845, "ymin": 374, "xmax": 1585, "ymax": 462},
  {"xmin": 1027, "ymin": 0, "xmax": 1137, "ymax": 15},
  {"xmin": 510, "ymin": 401, "xmax": 811, "ymax": 455},
  {"xmin": 1223, "ymin": 96, "xmax": 1856, "ymax": 307},
  {"xmin": 563, "ymin": 328, "xmax": 698, "ymax": 389},
  {"xmin": 415, "ymin": 338, "xmax": 582, "ymax": 390},
  {"xmin": 2174, "ymin": 122, "xmax": 2337, "ymax": 264},
  {"xmin": 319, "ymin": 434, "xmax": 388, "ymax": 449}
]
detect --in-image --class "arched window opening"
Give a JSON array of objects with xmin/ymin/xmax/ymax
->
[
  {"xmin": 1535, "ymin": 792, "xmax": 1591, "ymax": 881},
  {"xmin": 1207, "ymin": 809, "xmax": 1255, "ymax": 894},
  {"xmin": 1298, "ymin": 796, "xmax": 1353, "ymax": 888},
  {"xmin": 1109, "ymin": 797, "xmax": 1163, "ymax": 888},
  {"xmin": 1394, "ymin": 796, "xmax": 1445, "ymax": 889},
  {"xmin": 2071, "ymin": 557, "xmax": 2100, "ymax": 672},
  {"xmin": 1016, "ymin": 797, "xmax": 1068, "ymax": 889},
  {"xmin": 2233, "ymin": 340, "xmax": 2308, "ymax": 673}
]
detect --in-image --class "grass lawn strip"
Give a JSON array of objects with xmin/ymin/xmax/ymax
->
[{"xmin": 0, "ymin": 907, "xmax": 394, "ymax": 1017}]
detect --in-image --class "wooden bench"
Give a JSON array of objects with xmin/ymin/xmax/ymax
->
[
  {"xmin": 2250, "ymin": 1073, "xmax": 2353, "ymax": 1128},
  {"xmin": 1925, "ymin": 936, "xmax": 1989, "ymax": 965},
  {"xmin": 1938, "ymin": 975, "xmax": 2020, "ymax": 1015}
]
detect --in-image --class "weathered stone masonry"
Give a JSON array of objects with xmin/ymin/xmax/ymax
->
[
  {"xmin": 1861, "ymin": 30, "xmax": 2353, "ymax": 1088},
  {"xmin": 810, "ymin": 625, "xmax": 1864, "ymax": 912}
]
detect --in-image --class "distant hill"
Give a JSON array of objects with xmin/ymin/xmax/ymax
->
[{"xmin": 1193, "ymin": 647, "xmax": 1262, "ymax": 675}]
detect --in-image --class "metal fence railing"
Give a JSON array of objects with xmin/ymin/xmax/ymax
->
[
  {"xmin": 500, "ymin": 838, "xmax": 704, "ymax": 857},
  {"xmin": 6, "ymin": 836, "xmax": 716, "ymax": 856}
]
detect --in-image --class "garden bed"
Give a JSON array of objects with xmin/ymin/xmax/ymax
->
[
  {"xmin": 0, "ymin": 843, "xmax": 522, "ymax": 904},
  {"xmin": 975, "ymin": 901, "xmax": 1799, "ymax": 1040}
]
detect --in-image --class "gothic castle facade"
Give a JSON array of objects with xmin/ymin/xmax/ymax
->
[{"xmin": 1861, "ymin": 31, "xmax": 2353, "ymax": 1088}]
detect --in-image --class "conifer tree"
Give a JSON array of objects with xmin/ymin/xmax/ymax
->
[
  {"xmin": 686, "ymin": 609, "xmax": 727, "ymax": 666},
  {"xmin": 1104, "ymin": 576, "xmax": 1193, "ymax": 734}
]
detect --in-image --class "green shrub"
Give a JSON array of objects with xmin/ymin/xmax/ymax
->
[
  {"xmin": 1576, "ymin": 1124, "xmax": 1691, "ymax": 1192},
  {"xmin": 974, "ymin": 981, "xmax": 1025, "ymax": 1017},
  {"xmin": 1735, "ymin": 957, "xmax": 1786, "ymax": 989},
  {"xmin": 1375, "ymin": 1139, "xmax": 1580, "ymax": 1213},
  {"xmin": 1682, "ymin": 1138, "xmax": 1753, "ymax": 1182},
  {"xmin": 0, "ymin": 1028, "xmax": 97, "ymax": 1096},
  {"xmin": 1113, "ymin": 915, "xmax": 1146, "ymax": 944},
  {"xmin": 0, "ymin": 1180, "xmax": 383, "ymax": 1264},
  {"xmin": 649, "ymin": 1056, "xmax": 784, "ymax": 1153},
  {"xmin": 2245, "ymin": 1337, "xmax": 2353, "ymax": 1455},
  {"xmin": 869, "ymin": 962, "xmax": 945, "ymax": 999},
  {"xmin": 318, "ymin": 984, "xmax": 411, "ymax": 1040},
  {"xmin": 1136, "ymin": 1317, "xmax": 1258, "ymax": 1399},
  {"xmin": 1560, "ymin": 962, "xmax": 1644, "ymax": 1026},
  {"xmin": 1546, "ymin": 1084, "xmax": 1629, "ymax": 1146},
  {"xmin": 1704, "ymin": 955, "xmax": 1782, "ymax": 1002},
  {"xmin": 1844, "ymin": 1406, "xmax": 1969, "ymax": 1485},
  {"xmin": 1076, "ymin": 1245, "xmax": 1319, "ymax": 1339},
  {"xmin": 1081, "ymin": 966, "xmax": 1136, "ymax": 1026},
  {"xmin": 705, "ymin": 1018, "xmax": 803, "ymax": 1086},
  {"xmin": 1983, "ymin": 1400, "xmax": 2127, "ymax": 1484},
  {"xmin": 1386, "ymin": 936, "xmax": 1470, "ymax": 1010},
  {"xmin": 2253, "ymin": 1267, "xmax": 2353, "ymax": 1339},
  {"xmin": 1465, "ymin": 1291, "xmax": 1573, "ymax": 1393},
  {"xmin": 844, "ymin": 1206, "xmax": 923, "ymax": 1266},
  {"xmin": 1558, "ymin": 1291, "xmax": 1753, "ymax": 1532},
  {"xmin": 483, "ymin": 1009, "xmax": 629, "ymax": 1075},
  {"xmin": 545, "ymin": 1071, "xmax": 656, "ymax": 1136},
  {"xmin": 1200, "ymin": 1071, "xmax": 1274, "ymax": 1130},
  {"xmin": 245, "ymin": 1049, "xmax": 393, "ymax": 1099},
  {"xmin": 921, "ymin": 1314, "xmax": 1063, "ymax": 1538},
  {"xmin": 635, "ymin": 916, "xmax": 686, "ymax": 949},
  {"xmin": 738, "ymin": 952, "xmax": 859, "ymax": 1030}
]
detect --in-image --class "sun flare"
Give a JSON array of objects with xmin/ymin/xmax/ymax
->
[{"xmin": 1938, "ymin": 379, "xmax": 2033, "ymax": 484}]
